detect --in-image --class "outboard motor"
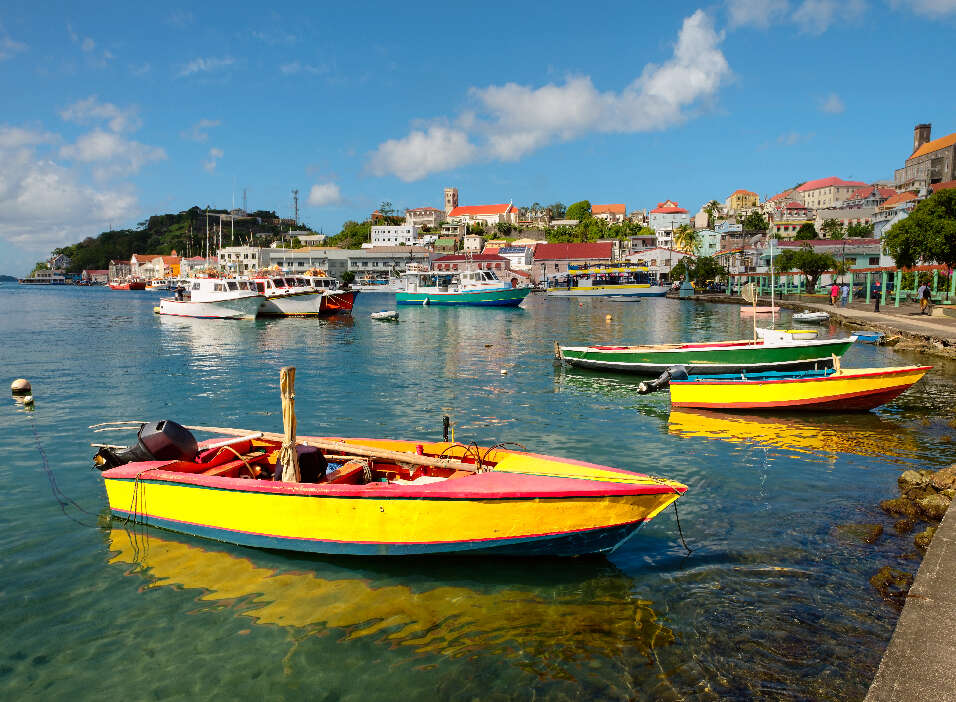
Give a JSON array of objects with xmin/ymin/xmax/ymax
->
[
  {"xmin": 95, "ymin": 420, "xmax": 198, "ymax": 470},
  {"xmin": 638, "ymin": 365, "xmax": 689, "ymax": 394}
]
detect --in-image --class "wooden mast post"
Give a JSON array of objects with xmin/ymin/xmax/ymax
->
[{"xmin": 278, "ymin": 366, "xmax": 300, "ymax": 482}]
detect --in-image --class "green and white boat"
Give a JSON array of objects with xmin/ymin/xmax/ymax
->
[
  {"xmin": 396, "ymin": 267, "xmax": 531, "ymax": 307},
  {"xmin": 557, "ymin": 334, "xmax": 857, "ymax": 375}
]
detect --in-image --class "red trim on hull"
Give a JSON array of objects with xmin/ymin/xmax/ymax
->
[{"xmin": 673, "ymin": 384, "xmax": 917, "ymax": 411}]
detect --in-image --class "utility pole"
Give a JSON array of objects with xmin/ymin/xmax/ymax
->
[{"xmin": 292, "ymin": 189, "xmax": 299, "ymax": 227}]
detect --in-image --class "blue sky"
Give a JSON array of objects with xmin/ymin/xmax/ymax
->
[{"xmin": 2, "ymin": 0, "xmax": 955, "ymax": 274}]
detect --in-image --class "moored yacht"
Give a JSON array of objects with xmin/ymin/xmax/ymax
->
[
  {"xmin": 303, "ymin": 274, "xmax": 357, "ymax": 313},
  {"xmin": 157, "ymin": 278, "xmax": 263, "ymax": 319},
  {"xmin": 251, "ymin": 275, "xmax": 324, "ymax": 316},
  {"xmin": 396, "ymin": 266, "xmax": 530, "ymax": 307}
]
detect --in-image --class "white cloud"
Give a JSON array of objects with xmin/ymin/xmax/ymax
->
[
  {"xmin": 368, "ymin": 10, "xmax": 730, "ymax": 181},
  {"xmin": 819, "ymin": 93, "xmax": 845, "ymax": 113},
  {"xmin": 891, "ymin": 0, "xmax": 956, "ymax": 15},
  {"xmin": 178, "ymin": 56, "xmax": 235, "ymax": 77},
  {"xmin": 777, "ymin": 131, "xmax": 815, "ymax": 145},
  {"xmin": 0, "ymin": 129, "xmax": 139, "ymax": 253},
  {"xmin": 81, "ymin": 37, "xmax": 95, "ymax": 52},
  {"xmin": 203, "ymin": 147, "xmax": 223, "ymax": 173},
  {"xmin": 307, "ymin": 182, "xmax": 343, "ymax": 207},
  {"xmin": 0, "ymin": 31, "xmax": 27, "ymax": 60},
  {"xmin": 792, "ymin": 0, "xmax": 866, "ymax": 34},
  {"xmin": 66, "ymin": 24, "xmax": 112, "ymax": 65},
  {"xmin": 726, "ymin": 0, "xmax": 790, "ymax": 28},
  {"xmin": 60, "ymin": 97, "xmax": 141, "ymax": 133},
  {"xmin": 369, "ymin": 126, "xmax": 478, "ymax": 182},
  {"xmin": 280, "ymin": 61, "xmax": 328, "ymax": 75},
  {"xmin": 180, "ymin": 118, "xmax": 221, "ymax": 142},
  {"xmin": 59, "ymin": 130, "xmax": 166, "ymax": 178}
]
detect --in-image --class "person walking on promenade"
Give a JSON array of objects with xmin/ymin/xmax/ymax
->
[
  {"xmin": 840, "ymin": 283, "xmax": 849, "ymax": 307},
  {"xmin": 873, "ymin": 279, "xmax": 881, "ymax": 312},
  {"xmin": 918, "ymin": 282, "xmax": 931, "ymax": 315},
  {"xmin": 830, "ymin": 282, "xmax": 839, "ymax": 305}
]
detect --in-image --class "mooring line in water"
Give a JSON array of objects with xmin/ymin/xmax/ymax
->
[{"xmin": 27, "ymin": 412, "xmax": 99, "ymax": 528}]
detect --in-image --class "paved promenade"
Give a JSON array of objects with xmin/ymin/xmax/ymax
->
[{"xmin": 864, "ymin": 502, "xmax": 956, "ymax": 701}]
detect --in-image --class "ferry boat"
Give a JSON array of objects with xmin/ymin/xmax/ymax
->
[
  {"xmin": 146, "ymin": 279, "xmax": 172, "ymax": 291},
  {"xmin": 250, "ymin": 275, "xmax": 324, "ymax": 317},
  {"xmin": 546, "ymin": 263, "xmax": 668, "ymax": 298},
  {"xmin": 156, "ymin": 278, "xmax": 263, "ymax": 319},
  {"xmin": 396, "ymin": 266, "xmax": 530, "ymax": 307},
  {"xmin": 18, "ymin": 271, "xmax": 67, "ymax": 285}
]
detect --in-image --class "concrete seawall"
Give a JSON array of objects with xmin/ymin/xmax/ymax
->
[{"xmin": 864, "ymin": 502, "xmax": 956, "ymax": 701}]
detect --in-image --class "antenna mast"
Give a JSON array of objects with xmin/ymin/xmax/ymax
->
[
  {"xmin": 243, "ymin": 188, "xmax": 247, "ymax": 213},
  {"xmin": 292, "ymin": 189, "xmax": 299, "ymax": 226}
]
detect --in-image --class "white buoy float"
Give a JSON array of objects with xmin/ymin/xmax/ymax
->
[{"xmin": 11, "ymin": 378, "xmax": 31, "ymax": 395}]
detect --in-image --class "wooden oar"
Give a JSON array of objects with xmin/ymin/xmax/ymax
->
[{"xmin": 184, "ymin": 424, "xmax": 481, "ymax": 473}]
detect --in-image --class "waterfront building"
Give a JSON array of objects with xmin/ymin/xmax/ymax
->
[
  {"xmin": 218, "ymin": 246, "xmax": 270, "ymax": 273},
  {"xmin": 447, "ymin": 203, "xmax": 519, "ymax": 227},
  {"xmin": 131, "ymin": 253, "xmax": 181, "ymax": 279},
  {"xmin": 108, "ymin": 259, "xmax": 131, "ymax": 280},
  {"xmin": 180, "ymin": 256, "xmax": 217, "ymax": 276},
  {"xmin": 432, "ymin": 253, "xmax": 511, "ymax": 273},
  {"xmin": 649, "ymin": 200, "xmax": 690, "ymax": 249},
  {"xmin": 496, "ymin": 246, "xmax": 533, "ymax": 271},
  {"xmin": 591, "ymin": 204, "xmax": 627, "ymax": 223},
  {"xmin": 405, "ymin": 206, "xmax": 445, "ymax": 228},
  {"xmin": 530, "ymin": 242, "xmax": 614, "ymax": 283},
  {"xmin": 81, "ymin": 269, "xmax": 109, "ymax": 284},
  {"xmin": 795, "ymin": 177, "xmax": 867, "ymax": 209},
  {"xmin": 757, "ymin": 238, "xmax": 893, "ymax": 286},
  {"xmin": 895, "ymin": 123, "xmax": 956, "ymax": 192},
  {"xmin": 724, "ymin": 189, "xmax": 759, "ymax": 213},
  {"xmin": 370, "ymin": 225, "xmax": 422, "ymax": 246},
  {"xmin": 625, "ymin": 247, "xmax": 694, "ymax": 282},
  {"xmin": 217, "ymin": 245, "xmax": 432, "ymax": 277}
]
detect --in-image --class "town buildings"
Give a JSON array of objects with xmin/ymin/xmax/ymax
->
[
  {"xmin": 591, "ymin": 204, "xmax": 627, "ymax": 223},
  {"xmin": 795, "ymin": 177, "xmax": 867, "ymax": 209},
  {"xmin": 724, "ymin": 189, "xmax": 758, "ymax": 213},
  {"xmin": 370, "ymin": 225, "xmax": 422, "ymax": 246},
  {"xmin": 625, "ymin": 247, "xmax": 694, "ymax": 282},
  {"xmin": 405, "ymin": 207, "xmax": 445, "ymax": 228},
  {"xmin": 432, "ymin": 253, "xmax": 511, "ymax": 273},
  {"xmin": 649, "ymin": 200, "xmax": 690, "ymax": 249},
  {"xmin": 131, "ymin": 253, "xmax": 181, "ymax": 279},
  {"xmin": 530, "ymin": 242, "xmax": 616, "ymax": 283},
  {"xmin": 895, "ymin": 123, "xmax": 956, "ymax": 192},
  {"xmin": 447, "ymin": 203, "xmax": 519, "ymax": 227}
]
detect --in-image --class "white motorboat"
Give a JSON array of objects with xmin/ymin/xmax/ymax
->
[
  {"xmin": 146, "ymin": 279, "xmax": 172, "ymax": 291},
  {"xmin": 756, "ymin": 327, "xmax": 819, "ymax": 342},
  {"xmin": 302, "ymin": 274, "xmax": 358, "ymax": 314},
  {"xmin": 792, "ymin": 310, "xmax": 830, "ymax": 323},
  {"xmin": 251, "ymin": 275, "xmax": 324, "ymax": 316},
  {"xmin": 157, "ymin": 279, "xmax": 263, "ymax": 319}
]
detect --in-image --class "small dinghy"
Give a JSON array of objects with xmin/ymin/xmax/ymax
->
[
  {"xmin": 756, "ymin": 328, "xmax": 818, "ymax": 342},
  {"xmin": 370, "ymin": 310, "xmax": 399, "ymax": 321},
  {"xmin": 740, "ymin": 306, "xmax": 779, "ymax": 316},
  {"xmin": 792, "ymin": 310, "xmax": 830, "ymax": 323},
  {"xmin": 854, "ymin": 331, "xmax": 885, "ymax": 344}
]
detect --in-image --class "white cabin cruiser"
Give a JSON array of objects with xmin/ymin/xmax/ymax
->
[
  {"xmin": 251, "ymin": 275, "xmax": 324, "ymax": 316},
  {"xmin": 146, "ymin": 279, "xmax": 172, "ymax": 291},
  {"xmin": 157, "ymin": 279, "xmax": 263, "ymax": 319}
]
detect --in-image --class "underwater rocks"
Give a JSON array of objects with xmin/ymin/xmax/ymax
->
[
  {"xmin": 914, "ymin": 526, "xmax": 937, "ymax": 554},
  {"xmin": 834, "ymin": 523, "xmax": 884, "ymax": 544},
  {"xmin": 869, "ymin": 566, "xmax": 914, "ymax": 609}
]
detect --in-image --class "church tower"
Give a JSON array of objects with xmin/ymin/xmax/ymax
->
[{"xmin": 444, "ymin": 187, "xmax": 458, "ymax": 216}]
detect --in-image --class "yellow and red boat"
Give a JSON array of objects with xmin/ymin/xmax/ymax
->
[
  {"xmin": 95, "ymin": 422, "xmax": 686, "ymax": 557},
  {"xmin": 668, "ymin": 365, "xmax": 931, "ymax": 411}
]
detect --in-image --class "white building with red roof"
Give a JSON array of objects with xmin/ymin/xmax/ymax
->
[
  {"xmin": 591, "ymin": 203, "xmax": 627, "ymax": 223},
  {"xmin": 648, "ymin": 200, "xmax": 690, "ymax": 249},
  {"xmin": 447, "ymin": 203, "xmax": 518, "ymax": 227},
  {"xmin": 794, "ymin": 177, "xmax": 866, "ymax": 209}
]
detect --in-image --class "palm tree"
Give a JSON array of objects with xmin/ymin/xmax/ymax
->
[
  {"xmin": 704, "ymin": 200, "xmax": 721, "ymax": 229},
  {"xmin": 673, "ymin": 224, "xmax": 701, "ymax": 254}
]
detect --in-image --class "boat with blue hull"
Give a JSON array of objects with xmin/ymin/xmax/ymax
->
[{"xmin": 396, "ymin": 267, "xmax": 530, "ymax": 307}]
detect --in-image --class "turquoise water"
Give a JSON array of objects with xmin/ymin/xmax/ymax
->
[{"xmin": 2, "ymin": 286, "xmax": 954, "ymax": 700}]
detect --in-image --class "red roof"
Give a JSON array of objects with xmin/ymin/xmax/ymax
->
[
  {"xmin": 783, "ymin": 201, "xmax": 806, "ymax": 209},
  {"xmin": 881, "ymin": 191, "xmax": 918, "ymax": 209},
  {"xmin": 532, "ymin": 242, "xmax": 614, "ymax": 261},
  {"xmin": 729, "ymin": 189, "xmax": 757, "ymax": 197},
  {"xmin": 931, "ymin": 180, "xmax": 956, "ymax": 193},
  {"xmin": 592, "ymin": 203, "xmax": 626, "ymax": 215},
  {"xmin": 448, "ymin": 204, "xmax": 515, "ymax": 217},
  {"xmin": 768, "ymin": 189, "xmax": 794, "ymax": 202},
  {"xmin": 796, "ymin": 177, "xmax": 866, "ymax": 192},
  {"xmin": 432, "ymin": 253, "xmax": 508, "ymax": 262},
  {"xmin": 650, "ymin": 200, "xmax": 688, "ymax": 214}
]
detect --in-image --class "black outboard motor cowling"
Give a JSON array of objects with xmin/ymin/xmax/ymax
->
[
  {"xmin": 95, "ymin": 420, "xmax": 198, "ymax": 470},
  {"xmin": 637, "ymin": 365, "xmax": 689, "ymax": 395}
]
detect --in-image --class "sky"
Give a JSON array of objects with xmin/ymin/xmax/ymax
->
[{"xmin": 2, "ymin": 0, "xmax": 956, "ymax": 275}]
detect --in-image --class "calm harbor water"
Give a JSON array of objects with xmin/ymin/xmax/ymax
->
[{"xmin": 2, "ymin": 285, "xmax": 954, "ymax": 700}]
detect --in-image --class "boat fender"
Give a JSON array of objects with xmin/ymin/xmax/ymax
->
[
  {"xmin": 637, "ymin": 365, "xmax": 689, "ymax": 394},
  {"xmin": 94, "ymin": 420, "xmax": 198, "ymax": 470}
]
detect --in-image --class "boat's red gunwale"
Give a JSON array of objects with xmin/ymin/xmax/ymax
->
[
  {"xmin": 102, "ymin": 467, "xmax": 684, "ymax": 499},
  {"xmin": 671, "ymin": 366, "xmax": 932, "ymax": 386},
  {"xmin": 673, "ymin": 384, "xmax": 915, "ymax": 410}
]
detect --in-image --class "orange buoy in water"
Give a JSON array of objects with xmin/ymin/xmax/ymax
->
[{"xmin": 11, "ymin": 378, "xmax": 31, "ymax": 395}]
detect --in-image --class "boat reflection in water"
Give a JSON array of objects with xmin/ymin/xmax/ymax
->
[
  {"xmin": 106, "ymin": 528, "xmax": 673, "ymax": 677},
  {"xmin": 667, "ymin": 409, "xmax": 919, "ymax": 461}
]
